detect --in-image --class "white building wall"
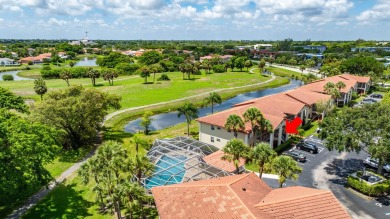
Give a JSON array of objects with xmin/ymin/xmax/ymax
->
[{"xmin": 198, "ymin": 122, "xmax": 248, "ymax": 149}]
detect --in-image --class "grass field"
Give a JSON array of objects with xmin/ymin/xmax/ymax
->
[
  {"xmin": 267, "ymin": 66, "xmax": 306, "ymax": 79},
  {"xmin": 6, "ymin": 66, "xmax": 293, "ymax": 218},
  {"xmin": 2, "ymin": 69, "xmax": 279, "ymax": 107}
]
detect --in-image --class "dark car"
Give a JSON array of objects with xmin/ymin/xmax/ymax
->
[
  {"xmin": 369, "ymin": 94, "xmax": 383, "ymax": 99},
  {"xmin": 283, "ymin": 150, "xmax": 306, "ymax": 162},
  {"xmin": 295, "ymin": 141, "xmax": 318, "ymax": 154}
]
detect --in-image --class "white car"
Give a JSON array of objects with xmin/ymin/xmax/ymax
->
[{"xmin": 363, "ymin": 157, "xmax": 390, "ymax": 172}]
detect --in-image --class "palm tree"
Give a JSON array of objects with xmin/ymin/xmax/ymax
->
[
  {"xmin": 121, "ymin": 181, "xmax": 148, "ymax": 218},
  {"xmin": 224, "ymin": 114, "xmax": 245, "ymax": 138},
  {"xmin": 323, "ymin": 82, "xmax": 335, "ymax": 94},
  {"xmin": 222, "ymin": 139, "xmax": 249, "ymax": 173},
  {"xmin": 258, "ymin": 59, "xmax": 266, "ymax": 74},
  {"xmin": 60, "ymin": 70, "xmax": 72, "ymax": 86},
  {"xmin": 140, "ymin": 66, "xmax": 150, "ymax": 83},
  {"xmin": 34, "ymin": 78, "xmax": 47, "ymax": 101},
  {"xmin": 203, "ymin": 59, "xmax": 211, "ymax": 74},
  {"xmin": 179, "ymin": 64, "xmax": 186, "ymax": 79},
  {"xmin": 177, "ymin": 102, "xmax": 199, "ymax": 136},
  {"xmin": 243, "ymin": 107, "xmax": 263, "ymax": 147},
  {"xmin": 87, "ymin": 67, "xmax": 100, "ymax": 86},
  {"xmin": 131, "ymin": 135, "xmax": 148, "ymax": 154},
  {"xmin": 304, "ymin": 73, "xmax": 317, "ymax": 84},
  {"xmin": 252, "ymin": 143, "xmax": 276, "ymax": 178},
  {"xmin": 131, "ymin": 154, "xmax": 154, "ymax": 185},
  {"xmin": 335, "ymin": 81, "xmax": 346, "ymax": 91},
  {"xmin": 299, "ymin": 65, "xmax": 306, "ymax": 74},
  {"xmin": 272, "ymin": 155, "xmax": 302, "ymax": 188},
  {"xmin": 204, "ymin": 92, "xmax": 222, "ymax": 114},
  {"xmin": 258, "ymin": 119, "xmax": 273, "ymax": 142}
]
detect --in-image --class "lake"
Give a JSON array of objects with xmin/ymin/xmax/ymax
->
[{"xmin": 124, "ymin": 79, "xmax": 303, "ymax": 133}]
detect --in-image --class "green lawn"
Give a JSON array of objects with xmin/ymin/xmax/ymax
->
[
  {"xmin": 302, "ymin": 121, "xmax": 320, "ymax": 137},
  {"xmin": 267, "ymin": 66, "xmax": 305, "ymax": 79}
]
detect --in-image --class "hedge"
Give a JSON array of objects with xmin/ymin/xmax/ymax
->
[
  {"xmin": 41, "ymin": 67, "xmax": 89, "ymax": 79},
  {"xmin": 347, "ymin": 175, "xmax": 390, "ymax": 196},
  {"xmin": 274, "ymin": 138, "xmax": 294, "ymax": 154}
]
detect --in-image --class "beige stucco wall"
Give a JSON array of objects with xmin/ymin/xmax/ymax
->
[{"xmin": 198, "ymin": 122, "xmax": 248, "ymax": 149}]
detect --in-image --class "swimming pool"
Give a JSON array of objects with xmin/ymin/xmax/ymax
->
[{"xmin": 145, "ymin": 155, "xmax": 187, "ymax": 189}]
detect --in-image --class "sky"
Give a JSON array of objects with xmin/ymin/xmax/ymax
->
[{"xmin": 0, "ymin": 0, "xmax": 389, "ymax": 40}]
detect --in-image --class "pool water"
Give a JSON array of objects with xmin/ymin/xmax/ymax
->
[{"xmin": 145, "ymin": 155, "xmax": 187, "ymax": 189}]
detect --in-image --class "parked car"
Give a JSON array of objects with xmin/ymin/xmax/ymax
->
[
  {"xmin": 283, "ymin": 150, "xmax": 306, "ymax": 162},
  {"xmin": 361, "ymin": 98, "xmax": 378, "ymax": 104},
  {"xmin": 369, "ymin": 94, "xmax": 383, "ymax": 99},
  {"xmin": 363, "ymin": 157, "xmax": 390, "ymax": 172},
  {"xmin": 295, "ymin": 141, "xmax": 319, "ymax": 154}
]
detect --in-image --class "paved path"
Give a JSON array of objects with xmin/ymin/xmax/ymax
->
[
  {"xmin": 8, "ymin": 73, "xmax": 277, "ymax": 219},
  {"xmin": 6, "ymin": 148, "xmax": 96, "ymax": 219},
  {"xmin": 269, "ymin": 64, "xmax": 322, "ymax": 78},
  {"xmin": 104, "ymin": 74, "xmax": 276, "ymax": 122}
]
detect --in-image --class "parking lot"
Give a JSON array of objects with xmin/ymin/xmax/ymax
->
[{"xmin": 287, "ymin": 135, "xmax": 326, "ymax": 167}]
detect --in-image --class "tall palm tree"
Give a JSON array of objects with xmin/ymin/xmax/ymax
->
[
  {"xmin": 243, "ymin": 107, "xmax": 263, "ymax": 147},
  {"xmin": 140, "ymin": 66, "xmax": 150, "ymax": 83},
  {"xmin": 177, "ymin": 102, "xmax": 199, "ymax": 136},
  {"xmin": 203, "ymin": 59, "xmax": 211, "ymax": 74},
  {"xmin": 272, "ymin": 155, "xmax": 302, "ymax": 188},
  {"xmin": 225, "ymin": 114, "xmax": 245, "ymax": 138},
  {"xmin": 222, "ymin": 139, "xmax": 249, "ymax": 174},
  {"xmin": 323, "ymin": 82, "xmax": 335, "ymax": 94},
  {"xmin": 121, "ymin": 181, "xmax": 148, "ymax": 218},
  {"xmin": 299, "ymin": 65, "xmax": 306, "ymax": 74},
  {"xmin": 258, "ymin": 119, "xmax": 273, "ymax": 142},
  {"xmin": 131, "ymin": 154, "xmax": 154, "ymax": 185},
  {"xmin": 204, "ymin": 92, "xmax": 222, "ymax": 114},
  {"xmin": 87, "ymin": 67, "xmax": 100, "ymax": 86},
  {"xmin": 335, "ymin": 81, "xmax": 346, "ymax": 91},
  {"xmin": 252, "ymin": 143, "xmax": 276, "ymax": 178},
  {"xmin": 131, "ymin": 135, "xmax": 148, "ymax": 154},
  {"xmin": 304, "ymin": 73, "xmax": 317, "ymax": 84}
]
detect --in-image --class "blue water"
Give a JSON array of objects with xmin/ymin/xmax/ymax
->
[
  {"xmin": 0, "ymin": 70, "xmax": 32, "ymax": 81},
  {"xmin": 75, "ymin": 58, "xmax": 97, "ymax": 66},
  {"xmin": 145, "ymin": 155, "xmax": 187, "ymax": 189},
  {"xmin": 125, "ymin": 79, "xmax": 303, "ymax": 133}
]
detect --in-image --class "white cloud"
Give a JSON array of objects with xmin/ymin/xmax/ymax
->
[
  {"xmin": 48, "ymin": 18, "xmax": 67, "ymax": 26},
  {"xmin": 254, "ymin": 0, "xmax": 353, "ymax": 23},
  {"xmin": 357, "ymin": 0, "xmax": 390, "ymax": 22}
]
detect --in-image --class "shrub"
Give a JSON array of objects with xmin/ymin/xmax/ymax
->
[
  {"xmin": 2, "ymin": 74, "xmax": 14, "ymax": 81},
  {"xmin": 157, "ymin": 73, "xmax": 170, "ymax": 81},
  {"xmin": 274, "ymin": 138, "xmax": 294, "ymax": 154},
  {"xmin": 212, "ymin": 64, "xmax": 225, "ymax": 73},
  {"xmin": 27, "ymin": 60, "xmax": 33, "ymax": 65},
  {"xmin": 347, "ymin": 175, "xmax": 390, "ymax": 196}
]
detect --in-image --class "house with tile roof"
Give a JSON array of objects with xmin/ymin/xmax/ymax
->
[
  {"xmin": 19, "ymin": 53, "xmax": 52, "ymax": 64},
  {"xmin": 152, "ymin": 173, "xmax": 350, "ymax": 219},
  {"xmin": 196, "ymin": 73, "xmax": 370, "ymax": 148}
]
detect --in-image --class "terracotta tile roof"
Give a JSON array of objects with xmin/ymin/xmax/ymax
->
[
  {"xmin": 254, "ymin": 186, "xmax": 350, "ymax": 219},
  {"xmin": 285, "ymin": 88, "xmax": 332, "ymax": 106},
  {"xmin": 202, "ymin": 150, "xmax": 246, "ymax": 172},
  {"xmin": 152, "ymin": 174, "xmax": 351, "ymax": 219},
  {"xmin": 301, "ymin": 75, "xmax": 357, "ymax": 94},
  {"xmin": 151, "ymin": 173, "xmax": 272, "ymax": 219},
  {"xmin": 339, "ymin": 73, "xmax": 371, "ymax": 83}
]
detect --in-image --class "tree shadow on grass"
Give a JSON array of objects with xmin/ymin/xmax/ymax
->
[
  {"xmin": 103, "ymin": 127, "xmax": 133, "ymax": 143},
  {"xmin": 58, "ymin": 146, "xmax": 94, "ymax": 163},
  {"xmin": 24, "ymin": 183, "xmax": 93, "ymax": 219},
  {"xmin": 143, "ymin": 82, "xmax": 154, "ymax": 84}
]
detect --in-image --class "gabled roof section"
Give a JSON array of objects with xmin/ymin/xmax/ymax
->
[
  {"xmin": 254, "ymin": 186, "xmax": 350, "ymax": 219},
  {"xmin": 151, "ymin": 173, "xmax": 272, "ymax": 219},
  {"xmin": 340, "ymin": 73, "xmax": 371, "ymax": 83},
  {"xmin": 202, "ymin": 150, "xmax": 246, "ymax": 173},
  {"xmin": 285, "ymin": 88, "xmax": 332, "ymax": 106}
]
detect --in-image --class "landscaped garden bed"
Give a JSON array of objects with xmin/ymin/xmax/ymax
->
[{"xmin": 347, "ymin": 170, "xmax": 390, "ymax": 196}]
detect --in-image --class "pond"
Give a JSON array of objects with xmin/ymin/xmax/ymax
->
[
  {"xmin": 0, "ymin": 70, "xmax": 32, "ymax": 81},
  {"xmin": 124, "ymin": 79, "xmax": 303, "ymax": 133},
  {"xmin": 75, "ymin": 58, "xmax": 97, "ymax": 66}
]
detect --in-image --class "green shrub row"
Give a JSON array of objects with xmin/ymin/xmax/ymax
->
[
  {"xmin": 347, "ymin": 176, "xmax": 390, "ymax": 196},
  {"xmin": 41, "ymin": 67, "xmax": 90, "ymax": 79},
  {"xmin": 274, "ymin": 138, "xmax": 294, "ymax": 154}
]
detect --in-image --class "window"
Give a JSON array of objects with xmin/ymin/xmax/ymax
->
[
  {"xmin": 217, "ymin": 138, "xmax": 220, "ymax": 142},
  {"xmin": 211, "ymin": 125, "xmax": 215, "ymax": 130},
  {"xmin": 217, "ymin": 127, "xmax": 221, "ymax": 130},
  {"xmin": 211, "ymin": 137, "xmax": 214, "ymax": 142}
]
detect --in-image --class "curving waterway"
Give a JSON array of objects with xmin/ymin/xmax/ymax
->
[{"xmin": 124, "ymin": 79, "xmax": 303, "ymax": 133}]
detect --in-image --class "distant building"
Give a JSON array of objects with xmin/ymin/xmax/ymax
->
[
  {"xmin": 200, "ymin": 55, "xmax": 233, "ymax": 62},
  {"xmin": 19, "ymin": 53, "xmax": 51, "ymax": 64},
  {"xmin": 69, "ymin": 31, "xmax": 97, "ymax": 46},
  {"xmin": 351, "ymin": 47, "xmax": 390, "ymax": 52},
  {"xmin": 254, "ymin": 44, "xmax": 273, "ymax": 50},
  {"xmin": 296, "ymin": 53, "xmax": 324, "ymax": 59},
  {"xmin": 0, "ymin": 58, "xmax": 18, "ymax": 66},
  {"xmin": 302, "ymin": 45, "xmax": 327, "ymax": 53}
]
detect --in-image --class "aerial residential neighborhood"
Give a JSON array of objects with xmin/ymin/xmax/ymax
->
[{"xmin": 1, "ymin": 1, "xmax": 390, "ymax": 219}]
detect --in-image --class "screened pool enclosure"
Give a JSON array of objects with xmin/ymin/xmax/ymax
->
[{"xmin": 142, "ymin": 137, "xmax": 232, "ymax": 189}]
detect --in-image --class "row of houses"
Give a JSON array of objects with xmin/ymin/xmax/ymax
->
[
  {"xmin": 0, "ymin": 58, "xmax": 19, "ymax": 66},
  {"xmin": 19, "ymin": 52, "xmax": 68, "ymax": 64},
  {"xmin": 197, "ymin": 74, "xmax": 371, "ymax": 149}
]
